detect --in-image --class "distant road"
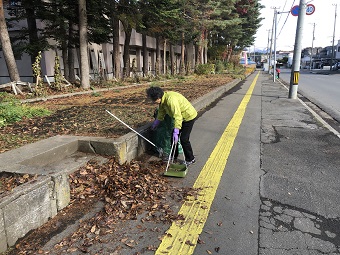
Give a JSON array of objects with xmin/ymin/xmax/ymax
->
[{"xmin": 279, "ymin": 68, "xmax": 340, "ymax": 122}]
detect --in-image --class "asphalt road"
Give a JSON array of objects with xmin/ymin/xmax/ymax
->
[{"xmin": 279, "ymin": 68, "xmax": 340, "ymax": 122}]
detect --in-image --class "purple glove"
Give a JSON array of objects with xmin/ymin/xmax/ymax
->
[
  {"xmin": 173, "ymin": 128, "xmax": 179, "ymax": 144},
  {"xmin": 151, "ymin": 119, "xmax": 161, "ymax": 130}
]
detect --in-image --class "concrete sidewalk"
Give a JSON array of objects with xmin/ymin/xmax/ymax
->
[{"xmin": 259, "ymin": 72, "xmax": 340, "ymax": 254}]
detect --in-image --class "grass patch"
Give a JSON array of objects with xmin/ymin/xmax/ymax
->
[{"xmin": 0, "ymin": 93, "xmax": 51, "ymax": 127}]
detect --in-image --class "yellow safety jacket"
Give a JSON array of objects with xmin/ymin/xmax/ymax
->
[{"xmin": 156, "ymin": 91, "xmax": 197, "ymax": 129}]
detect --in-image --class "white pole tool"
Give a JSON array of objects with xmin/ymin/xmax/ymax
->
[{"xmin": 105, "ymin": 109, "xmax": 164, "ymax": 157}]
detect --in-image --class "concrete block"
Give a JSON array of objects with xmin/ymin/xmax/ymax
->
[
  {"xmin": 20, "ymin": 140, "xmax": 78, "ymax": 167},
  {"xmin": 0, "ymin": 135, "xmax": 81, "ymax": 170},
  {"xmin": 113, "ymin": 140, "xmax": 127, "ymax": 164},
  {"xmin": 3, "ymin": 179, "xmax": 53, "ymax": 247},
  {"xmin": 0, "ymin": 209, "xmax": 7, "ymax": 253},
  {"xmin": 113, "ymin": 123, "xmax": 150, "ymax": 164},
  {"xmin": 78, "ymin": 138, "xmax": 116, "ymax": 156},
  {"xmin": 125, "ymin": 134, "xmax": 139, "ymax": 162},
  {"xmin": 51, "ymin": 174, "xmax": 70, "ymax": 211}
]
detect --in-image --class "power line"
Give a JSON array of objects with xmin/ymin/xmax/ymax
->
[
  {"xmin": 277, "ymin": 0, "xmax": 296, "ymax": 38},
  {"xmin": 277, "ymin": 0, "xmax": 288, "ymax": 24}
]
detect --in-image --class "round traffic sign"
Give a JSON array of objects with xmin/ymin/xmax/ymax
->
[
  {"xmin": 291, "ymin": 5, "xmax": 299, "ymax": 16},
  {"xmin": 306, "ymin": 4, "xmax": 315, "ymax": 15},
  {"xmin": 290, "ymin": 4, "xmax": 316, "ymax": 16}
]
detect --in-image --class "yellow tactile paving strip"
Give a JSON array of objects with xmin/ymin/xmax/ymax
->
[{"xmin": 155, "ymin": 72, "xmax": 260, "ymax": 255}]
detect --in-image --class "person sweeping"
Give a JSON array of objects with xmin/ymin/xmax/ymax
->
[{"xmin": 146, "ymin": 87, "xmax": 197, "ymax": 166}]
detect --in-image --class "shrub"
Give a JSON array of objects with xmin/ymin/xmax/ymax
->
[
  {"xmin": 214, "ymin": 60, "xmax": 226, "ymax": 74},
  {"xmin": 195, "ymin": 63, "xmax": 215, "ymax": 75}
]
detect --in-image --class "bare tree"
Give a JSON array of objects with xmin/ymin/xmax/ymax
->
[
  {"xmin": 78, "ymin": 0, "xmax": 90, "ymax": 89},
  {"xmin": 0, "ymin": 0, "xmax": 20, "ymax": 82}
]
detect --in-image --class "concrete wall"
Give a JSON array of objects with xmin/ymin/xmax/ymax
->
[
  {"xmin": 0, "ymin": 177, "xmax": 55, "ymax": 250},
  {"xmin": 0, "ymin": 136, "xmax": 97, "ymax": 252}
]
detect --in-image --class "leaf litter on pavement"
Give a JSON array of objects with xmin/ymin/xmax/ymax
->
[{"xmin": 6, "ymin": 156, "xmax": 200, "ymax": 254}]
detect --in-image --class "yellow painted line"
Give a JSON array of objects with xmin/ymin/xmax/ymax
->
[{"xmin": 155, "ymin": 72, "xmax": 260, "ymax": 255}]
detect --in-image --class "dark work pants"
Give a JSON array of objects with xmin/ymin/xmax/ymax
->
[{"xmin": 171, "ymin": 118, "xmax": 196, "ymax": 161}]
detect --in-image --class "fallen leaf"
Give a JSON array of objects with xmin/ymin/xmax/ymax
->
[{"xmin": 185, "ymin": 240, "xmax": 195, "ymax": 246}]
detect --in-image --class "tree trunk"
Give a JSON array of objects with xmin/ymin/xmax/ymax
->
[
  {"xmin": 155, "ymin": 36, "xmax": 161, "ymax": 76},
  {"xmin": 25, "ymin": 6, "xmax": 39, "ymax": 66},
  {"xmin": 179, "ymin": 32, "xmax": 185, "ymax": 75},
  {"xmin": 142, "ymin": 33, "xmax": 148, "ymax": 77},
  {"xmin": 197, "ymin": 29, "xmax": 205, "ymax": 65},
  {"xmin": 112, "ymin": 16, "xmax": 121, "ymax": 79},
  {"xmin": 61, "ymin": 41, "xmax": 69, "ymax": 80},
  {"xmin": 0, "ymin": 0, "xmax": 20, "ymax": 81},
  {"xmin": 169, "ymin": 43, "xmax": 175, "ymax": 75},
  {"xmin": 163, "ymin": 39, "xmax": 167, "ymax": 74},
  {"xmin": 204, "ymin": 29, "xmax": 208, "ymax": 64},
  {"xmin": 68, "ymin": 47, "xmax": 75, "ymax": 83},
  {"xmin": 78, "ymin": 0, "xmax": 90, "ymax": 89},
  {"xmin": 67, "ymin": 23, "xmax": 76, "ymax": 83},
  {"xmin": 122, "ymin": 26, "xmax": 132, "ymax": 78}
]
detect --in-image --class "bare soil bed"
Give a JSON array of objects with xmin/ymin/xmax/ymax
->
[{"xmin": 0, "ymin": 74, "xmax": 235, "ymax": 154}]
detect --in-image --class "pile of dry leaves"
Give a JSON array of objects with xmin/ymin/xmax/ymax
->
[{"xmin": 7, "ymin": 156, "xmax": 199, "ymax": 255}]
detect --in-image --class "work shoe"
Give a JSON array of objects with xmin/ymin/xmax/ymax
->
[{"xmin": 185, "ymin": 158, "xmax": 196, "ymax": 166}]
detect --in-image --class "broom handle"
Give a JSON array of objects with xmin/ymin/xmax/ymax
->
[
  {"xmin": 165, "ymin": 140, "xmax": 175, "ymax": 172},
  {"xmin": 106, "ymin": 110, "xmax": 157, "ymax": 148}
]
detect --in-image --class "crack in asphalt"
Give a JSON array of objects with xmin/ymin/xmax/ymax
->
[{"xmin": 259, "ymin": 198, "xmax": 340, "ymax": 254}]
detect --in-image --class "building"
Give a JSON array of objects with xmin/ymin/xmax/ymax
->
[{"xmin": 0, "ymin": 5, "xmax": 197, "ymax": 84}]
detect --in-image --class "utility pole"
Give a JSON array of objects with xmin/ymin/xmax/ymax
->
[
  {"xmin": 309, "ymin": 23, "xmax": 315, "ymax": 70},
  {"xmin": 253, "ymin": 45, "xmax": 256, "ymax": 61},
  {"xmin": 331, "ymin": 4, "xmax": 337, "ymax": 71},
  {"xmin": 288, "ymin": 0, "xmax": 306, "ymax": 99},
  {"xmin": 266, "ymin": 29, "xmax": 271, "ymax": 64},
  {"xmin": 268, "ymin": 8, "xmax": 277, "ymax": 74},
  {"xmin": 273, "ymin": 9, "xmax": 278, "ymax": 82}
]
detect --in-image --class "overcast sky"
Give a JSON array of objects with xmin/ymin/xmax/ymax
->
[{"xmin": 254, "ymin": 0, "xmax": 340, "ymax": 52}]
